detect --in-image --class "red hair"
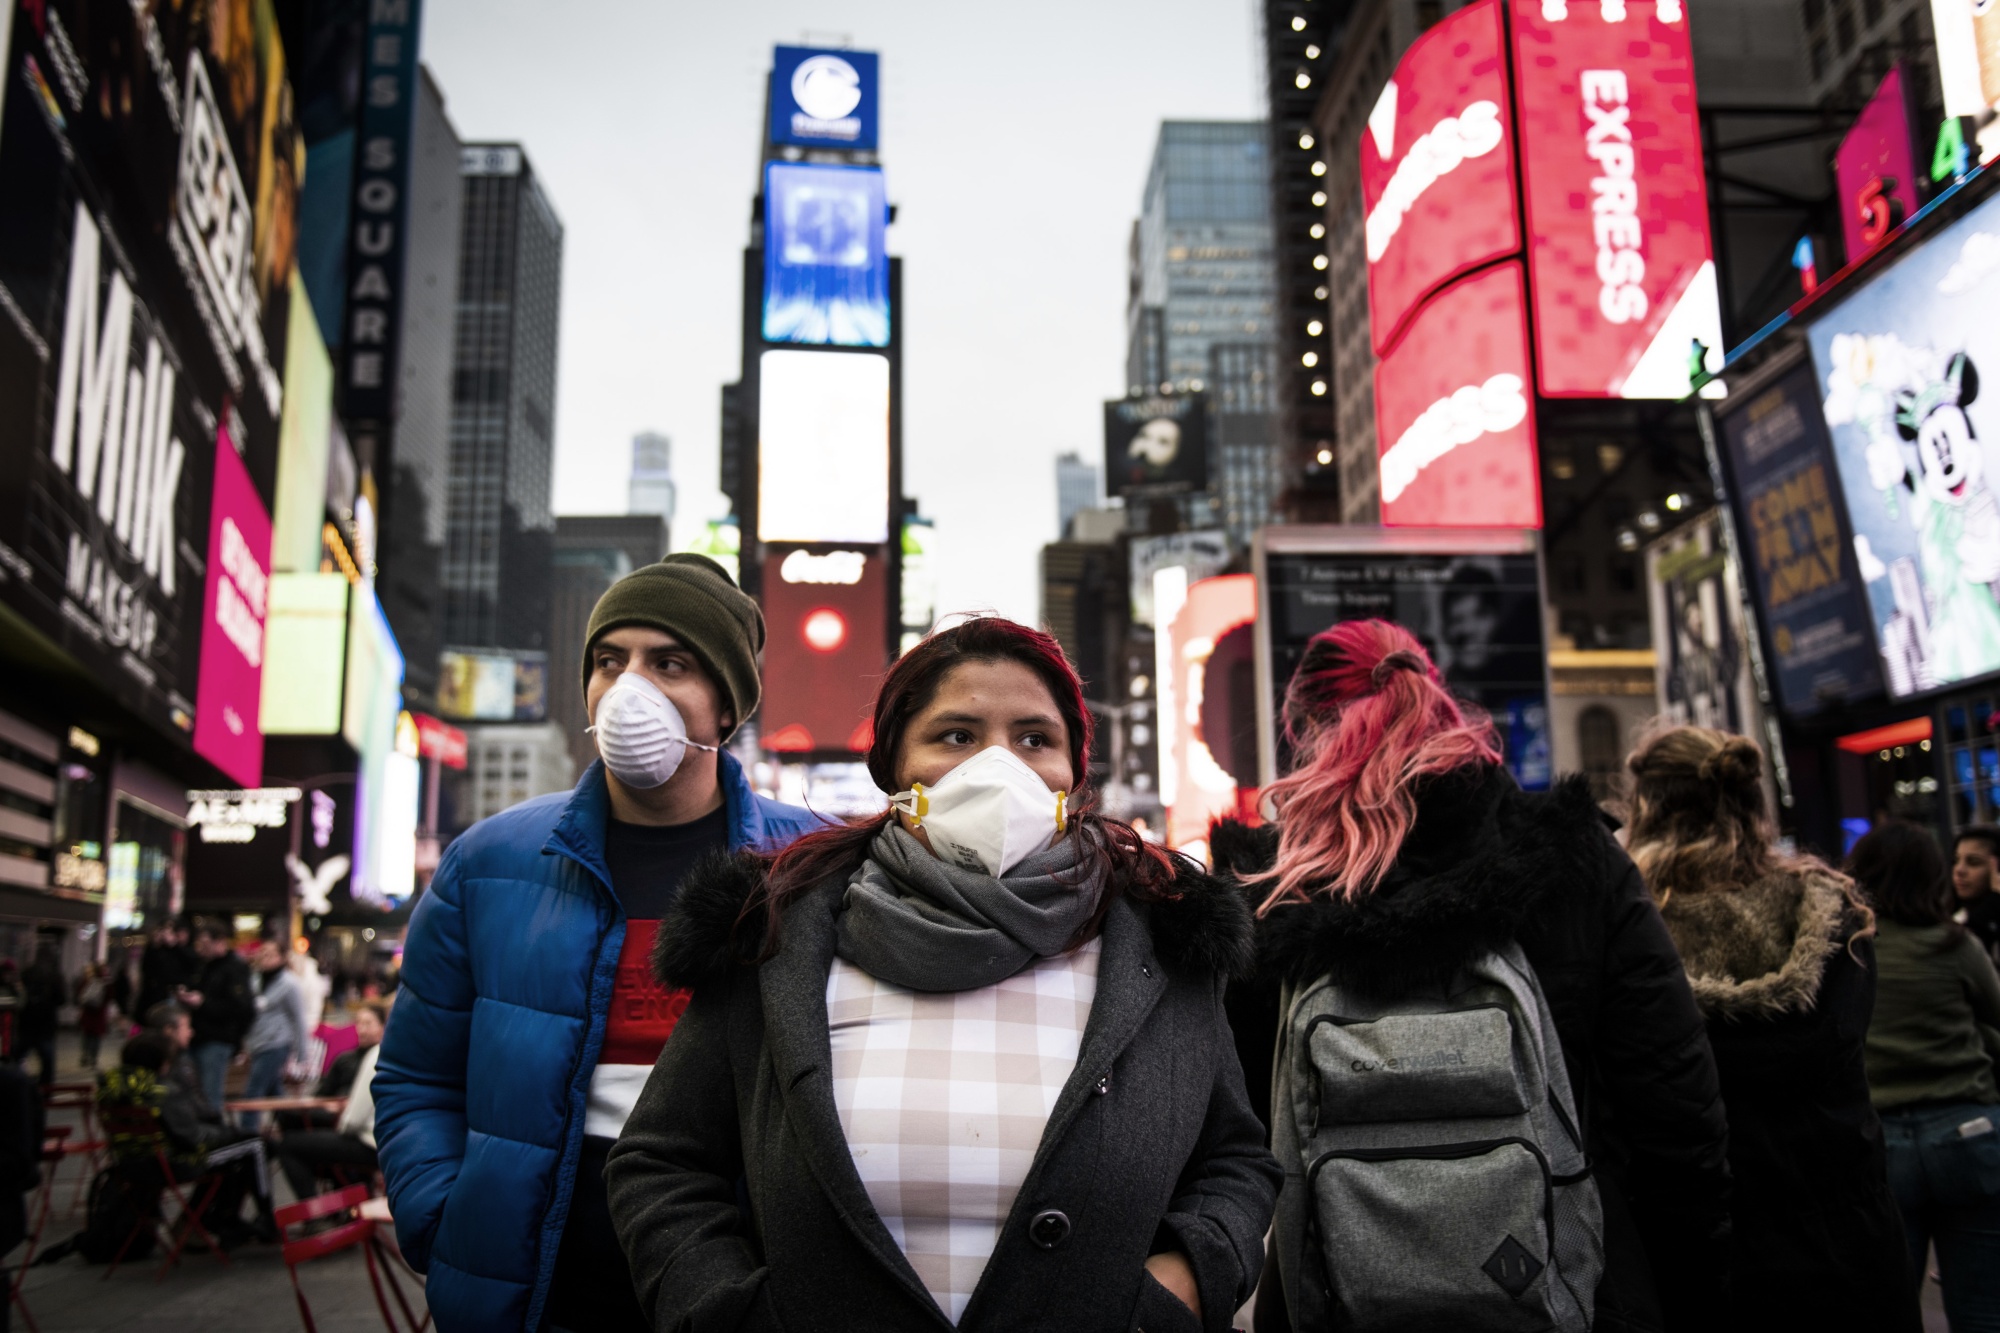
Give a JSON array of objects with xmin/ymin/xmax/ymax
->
[
  {"xmin": 1257, "ymin": 620, "xmax": 1500, "ymax": 913},
  {"xmin": 745, "ymin": 616, "xmax": 1173, "ymax": 956}
]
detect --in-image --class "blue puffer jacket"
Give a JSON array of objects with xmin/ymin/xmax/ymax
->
[{"xmin": 372, "ymin": 754, "xmax": 821, "ymax": 1331}]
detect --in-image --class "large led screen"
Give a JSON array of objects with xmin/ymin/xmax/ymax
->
[
  {"xmin": 192, "ymin": 432, "xmax": 274, "ymax": 787},
  {"xmin": 769, "ymin": 46, "xmax": 880, "ymax": 151},
  {"xmin": 760, "ymin": 544, "xmax": 889, "ymax": 755},
  {"xmin": 1257, "ymin": 532, "xmax": 1550, "ymax": 791},
  {"xmin": 762, "ymin": 163, "xmax": 890, "ymax": 348},
  {"xmin": 1374, "ymin": 262, "xmax": 1540, "ymax": 528},
  {"xmin": 261, "ymin": 573, "xmax": 350, "ymax": 735},
  {"xmin": 1360, "ymin": 0, "xmax": 1518, "ymax": 355},
  {"xmin": 342, "ymin": 581, "xmax": 404, "ymax": 757},
  {"xmin": 758, "ymin": 350, "xmax": 891, "ymax": 544},
  {"xmin": 1806, "ymin": 189, "xmax": 2000, "ymax": 700},
  {"xmin": 1510, "ymin": 0, "xmax": 1721, "ymax": 399},
  {"xmin": 1161, "ymin": 574, "xmax": 1259, "ymax": 852}
]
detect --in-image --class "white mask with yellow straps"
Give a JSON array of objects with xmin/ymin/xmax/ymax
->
[{"xmin": 889, "ymin": 745, "xmax": 1068, "ymax": 877}]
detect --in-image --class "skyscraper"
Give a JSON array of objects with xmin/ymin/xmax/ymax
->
[
  {"xmin": 1125, "ymin": 123, "xmax": 1281, "ymax": 547},
  {"xmin": 628, "ymin": 431, "xmax": 676, "ymax": 529},
  {"xmin": 1055, "ymin": 452, "xmax": 1100, "ymax": 538},
  {"xmin": 442, "ymin": 143, "xmax": 564, "ymax": 654}
]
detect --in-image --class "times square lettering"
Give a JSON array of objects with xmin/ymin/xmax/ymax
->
[
  {"xmin": 1581, "ymin": 69, "xmax": 1648, "ymax": 325},
  {"xmin": 346, "ymin": 0, "xmax": 418, "ymax": 395},
  {"xmin": 51, "ymin": 201, "xmax": 187, "ymax": 662}
]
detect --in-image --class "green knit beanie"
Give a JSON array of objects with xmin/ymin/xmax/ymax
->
[{"xmin": 583, "ymin": 554, "xmax": 763, "ymax": 738}]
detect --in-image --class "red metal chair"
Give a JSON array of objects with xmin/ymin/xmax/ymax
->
[
  {"xmin": 44, "ymin": 1084, "xmax": 107, "ymax": 1214},
  {"xmin": 93, "ymin": 1103, "xmax": 231, "ymax": 1281},
  {"xmin": 5, "ymin": 1125, "xmax": 69, "ymax": 1333},
  {"xmin": 278, "ymin": 1183, "xmax": 424, "ymax": 1333}
]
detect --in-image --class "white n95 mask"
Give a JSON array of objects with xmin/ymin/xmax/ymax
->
[
  {"xmin": 889, "ymin": 745, "xmax": 1068, "ymax": 877},
  {"xmin": 586, "ymin": 673, "xmax": 718, "ymax": 790}
]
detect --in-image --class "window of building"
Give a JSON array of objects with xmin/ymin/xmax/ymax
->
[
  {"xmin": 1836, "ymin": 5, "xmax": 1856, "ymax": 51},
  {"xmin": 1579, "ymin": 707, "xmax": 1623, "ymax": 803}
]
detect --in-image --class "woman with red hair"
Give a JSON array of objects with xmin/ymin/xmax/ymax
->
[
  {"xmin": 1213, "ymin": 620, "xmax": 1731, "ymax": 1333},
  {"xmin": 607, "ymin": 617, "xmax": 1278, "ymax": 1333}
]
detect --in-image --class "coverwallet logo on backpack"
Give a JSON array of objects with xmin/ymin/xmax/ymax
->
[{"xmin": 1348, "ymin": 1048, "xmax": 1468, "ymax": 1072}]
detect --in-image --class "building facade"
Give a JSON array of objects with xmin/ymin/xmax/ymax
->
[
  {"xmin": 443, "ymin": 143, "xmax": 565, "ymax": 656},
  {"xmin": 628, "ymin": 431, "xmax": 677, "ymax": 531},
  {"xmin": 549, "ymin": 515, "xmax": 671, "ymax": 774},
  {"xmin": 1126, "ymin": 122, "xmax": 1283, "ymax": 548},
  {"xmin": 1055, "ymin": 452, "xmax": 1101, "ymax": 538}
]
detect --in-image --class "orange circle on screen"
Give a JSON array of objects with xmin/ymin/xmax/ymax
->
[{"xmin": 803, "ymin": 609, "xmax": 847, "ymax": 653}]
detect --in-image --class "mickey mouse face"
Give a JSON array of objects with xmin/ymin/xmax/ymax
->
[{"xmin": 1918, "ymin": 404, "xmax": 1981, "ymax": 505}]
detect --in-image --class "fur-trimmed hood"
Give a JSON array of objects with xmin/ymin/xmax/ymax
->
[
  {"xmin": 1654, "ymin": 864, "xmax": 1855, "ymax": 1020},
  {"xmin": 1215, "ymin": 764, "xmax": 1621, "ymax": 995},
  {"xmin": 652, "ymin": 845, "xmax": 1257, "ymax": 991}
]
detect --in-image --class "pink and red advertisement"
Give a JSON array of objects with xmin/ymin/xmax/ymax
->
[
  {"xmin": 1832, "ymin": 66, "xmax": 1918, "ymax": 267},
  {"xmin": 192, "ymin": 430, "xmax": 273, "ymax": 787},
  {"xmin": 1374, "ymin": 262, "xmax": 1541, "ymax": 529},
  {"xmin": 1360, "ymin": 0, "xmax": 1519, "ymax": 356},
  {"xmin": 1509, "ymin": 0, "xmax": 1720, "ymax": 399}
]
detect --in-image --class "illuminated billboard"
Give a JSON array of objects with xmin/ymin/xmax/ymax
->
[
  {"xmin": 1930, "ymin": 0, "xmax": 2000, "ymax": 167},
  {"xmin": 261, "ymin": 573, "xmax": 351, "ymax": 734},
  {"xmin": 1805, "ymin": 188, "xmax": 2000, "ymax": 701},
  {"xmin": 437, "ymin": 650, "xmax": 550, "ymax": 722},
  {"xmin": 1254, "ymin": 527, "xmax": 1550, "ymax": 790},
  {"xmin": 192, "ymin": 432, "xmax": 274, "ymax": 787},
  {"xmin": 762, "ymin": 164, "xmax": 890, "ymax": 348},
  {"xmin": 1374, "ymin": 262, "xmax": 1539, "ymax": 528},
  {"xmin": 1714, "ymin": 363, "xmax": 1880, "ymax": 714},
  {"xmin": 770, "ymin": 47, "xmax": 880, "ymax": 151},
  {"xmin": 1509, "ymin": 0, "xmax": 1721, "ymax": 399},
  {"xmin": 1360, "ymin": 0, "xmax": 1518, "ymax": 354},
  {"xmin": 1833, "ymin": 68, "xmax": 1919, "ymax": 268},
  {"xmin": 342, "ymin": 582, "xmax": 405, "ymax": 756},
  {"xmin": 1159, "ymin": 574, "xmax": 1259, "ymax": 853},
  {"xmin": 758, "ymin": 350, "xmax": 892, "ymax": 544},
  {"xmin": 760, "ymin": 545, "xmax": 889, "ymax": 755},
  {"xmin": 1104, "ymin": 395, "xmax": 1210, "ymax": 498},
  {"xmin": 272, "ymin": 276, "xmax": 335, "ymax": 574}
]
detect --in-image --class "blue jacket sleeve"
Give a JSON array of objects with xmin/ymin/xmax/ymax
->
[{"xmin": 372, "ymin": 843, "xmax": 476, "ymax": 1273}]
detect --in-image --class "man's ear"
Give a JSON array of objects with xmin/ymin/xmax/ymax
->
[{"xmin": 720, "ymin": 711, "xmax": 735, "ymax": 736}]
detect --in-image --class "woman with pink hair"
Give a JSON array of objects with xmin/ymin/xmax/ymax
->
[{"xmin": 1214, "ymin": 620, "xmax": 1731, "ymax": 1333}]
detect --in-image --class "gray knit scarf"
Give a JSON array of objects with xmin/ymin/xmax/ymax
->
[{"xmin": 834, "ymin": 824, "xmax": 1105, "ymax": 992}]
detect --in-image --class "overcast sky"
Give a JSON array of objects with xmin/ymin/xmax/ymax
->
[{"xmin": 422, "ymin": 0, "xmax": 1264, "ymax": 625}]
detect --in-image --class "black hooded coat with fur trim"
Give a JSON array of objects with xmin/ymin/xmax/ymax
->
[
  {"xmin": 602, "ymin": 850, "xmax": 1279, "ymax": 1333},
  {"xmin": 1215, "ymin": 765, "xmax": 1733, "ymax": 1333}
]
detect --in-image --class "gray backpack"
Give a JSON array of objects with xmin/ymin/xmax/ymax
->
[{"xmin": 1271, "ymin": 941, "xmax": 1605, "ymax": 1331}]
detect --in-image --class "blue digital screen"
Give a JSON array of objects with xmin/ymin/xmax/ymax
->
[
  {"xmin": 770, "ymin": 47, "xmax": 879, "ymax": 150},
  {"xmin": 762, "ymin": 163, "xmax": 890, "ymax": 348}
]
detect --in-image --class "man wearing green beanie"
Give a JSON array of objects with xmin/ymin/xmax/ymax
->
[{"xmin": 374, "ymin": 555, "xmax": 822, "ymax": 1333}]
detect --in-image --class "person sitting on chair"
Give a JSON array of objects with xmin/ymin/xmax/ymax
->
[
  {"xmin": 274, "ymin": 1000, "xmax": 387, "ymax": 1201},
  {"xmin": 102, "ymin": 1033, "xmax": 274, "ymax": 1250}
]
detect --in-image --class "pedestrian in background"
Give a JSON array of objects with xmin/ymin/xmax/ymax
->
[
  {"xmin": 1214, "ymin": 620, "xmax": 1731, "ymax": 1333},
  {"xmin": 374, "ymin": 556, "xmax": 822, "ymax": 1333},
  {"xmin": 1949, "ymin": 824, "xmax": 2000, "ymax": 963},
  {"xmin": 135, "ymin": 919, "xmax": 195, "ymax": 1019},
  {"xmin": 1849, "ymin": 821, "xmax": 2000, "ymax": 1329},
  {"xmin": 74, "ymin": 962, "xmax": 112, "ymax": 1069},
  {"xmin": 608, "ymin": 617, "xmax": 1279, "ymax": 1333},
  {"xmin": 17, "ymin": 946, "xmax": 63, "ymax": 1089},
  {"xmin": 240, "ymin": 937, "xmax": 308, "ymax": 1127},
  {"xmin": 179, "ymin": 922, "xmax": 252, "ymax": 1113},
  {"xmin": 276, "ymin": 996, "xmax": 389, "ymax": 1202},
  {"xmin": 1625, "ymin": 727, "xmax": 1916, "ymax": 1332}
]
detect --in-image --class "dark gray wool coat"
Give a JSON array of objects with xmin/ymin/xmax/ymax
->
[{"xmin": 604, "ymin": 849, "xmax": 1281, "ymax": 1333}]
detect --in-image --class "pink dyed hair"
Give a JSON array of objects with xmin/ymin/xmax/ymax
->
[{"xmin": 1257, "ymin": 620, "xmax": 1501, "ymax": 913}]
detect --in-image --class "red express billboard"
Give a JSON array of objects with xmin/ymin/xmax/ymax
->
[
  {"xmin": 1375, "ymin": 262, "xmax": 1539, "ymax": 528},
  {"xmin": 1509, "ymin": 0, "xmax": 1721, "ymax": 399},
  {"xmin": 1360, "ymin": 0, "xmax": 1519, "ymax": 355},
  {"xmin": 760, "ymin": 547, "xmax": 890, "ymax": 756}
]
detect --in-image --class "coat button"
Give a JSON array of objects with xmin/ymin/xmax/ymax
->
[
  {"xmin": 1094, "ymin": 1076, "xmax": 1109, "ymax": 1096},
  {"xmin": 1028, "ymin": 1209, "xmax": 1071, "ymax": 1250}
]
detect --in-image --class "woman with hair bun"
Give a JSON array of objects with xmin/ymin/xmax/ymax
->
[
  {"xmin": 1216, "ymin": 620, "xmax": 1730, "ymax": 1333},
  {"xmin": 1625, "ymin": 726, "xmax": 1917, "ymax": 1332},
  {"xmin": 607, "ymin": 616, "xmax": 1278, "ymax": 1333}
]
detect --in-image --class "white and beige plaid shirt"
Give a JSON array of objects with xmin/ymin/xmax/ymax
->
[{"xmin": 826, "ymin": 938, "xmax": 1102, "ymax": 1324}]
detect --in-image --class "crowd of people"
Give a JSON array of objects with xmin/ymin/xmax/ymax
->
[
  {"xmin": 342, "ymin": 555, "xmax": 2000, "ymax": 1333},
  {"xmin": 9, "ymin": 553, "xmax": 1999, "ymax": 1331}
]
